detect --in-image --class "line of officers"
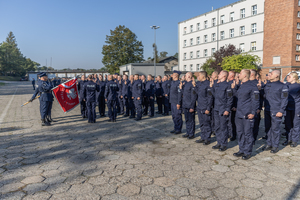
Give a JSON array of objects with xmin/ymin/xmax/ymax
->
[{"xmin": 78, "ymin": 69, "xmax": 300, "ymax": 160}]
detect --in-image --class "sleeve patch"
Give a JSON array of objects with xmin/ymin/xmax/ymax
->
[
  {"xmin": 283, "ymin": 92, "xmax": 288, "ymax": 98},
  {"xmin": 227, "ymin": 89, "xmax": 232, "ymax": 97}
]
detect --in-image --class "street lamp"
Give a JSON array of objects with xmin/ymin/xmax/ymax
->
[{"xmin": 150, "ymin": 25, "xmax": 160, "ymax": 77}]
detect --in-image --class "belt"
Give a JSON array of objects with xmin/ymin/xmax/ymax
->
[{"xmin": 42, "ymin": 92, "xmax": 51, "ymax": 94}]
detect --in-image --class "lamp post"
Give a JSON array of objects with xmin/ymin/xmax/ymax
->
[{"xmin": 150, "ymin": 25, "xmax": 160, "ymax": 77}]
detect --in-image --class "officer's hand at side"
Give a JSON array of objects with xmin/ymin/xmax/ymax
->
[
  {"xmin": 165, "ymin": 94, "xmax": 168, "ymax": 97},
  {"xmin": 231, "ymin": 107, "xmax": 236, "ymax": 111},
  {"xmin": 276, "ymin": 112, "xmax": 283, "ymax": 117},
  {"xmin": 105, "ymin": 99, "xmax": 107, "ymax": 102},
  {"xmin": 132, "ymin": 97, "xmax": 134, "ymax": 99},
  {"xmin": 150, "ymin": 96, "xmax": 153, "ymax": 99},
  {"xmin": 223, "ymin": 111, "xmax": 229, "ymax": 116},
  {"xmin": 189, "ymin": 109, "xmax": 194, "ymax": 113},
  {"xmin": 248, "ymin": 114, "xmax": 254, "ymax": 119},
  {"xmin": 205, "ymin": 110, "xmax": 210, "ymax": 114},
  {"xmin": 256, "ymin": 109, "xmax": 261, "ymax": 114},
  {"xmin": 137, "ymin": 97, "xmax": 140, "ymax": 100},
  {"xmin": 120, "ymin": 96, "xmax": 123, "ymax": 98},
  {"xmin": 176, "ymin": 104, "xmax": 180, "ymax": 110},
  {"xmin": 29, "ymin": 99, "xmax": 33, "ymax": 102}
]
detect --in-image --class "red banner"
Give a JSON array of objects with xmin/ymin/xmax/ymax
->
[{"xmin": 52, "ymin": 78, "xmax": 79, "ymax": 113}]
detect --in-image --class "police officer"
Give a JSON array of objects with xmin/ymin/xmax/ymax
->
[
  {"xmin": 32, "ymin": 78, "xmax": 36, "ymax": 90},
  {"xmin": 117, "ymin": 75, "xmax": 124, "ymax": 115},
  {"xmin": 227, "ymin": 71, "xmax": 237, "ymax": 141},
  {"xmin": 121, "ymin": 75, "xmax": 130, "ymax": 117},
  {"xmin": 144, "ymin": 74, "xmax": 156, "ymax": 117},
  {"xmin": 283, "ymin": 72, "xmax": 300, "ymax": 147},
  {"xmin": 170, "ymin": 71, "xmax": 183, "ymax": 134},
  {"xmin": 78, "ymin": 75, "xmax": 87, "ymax": 118},
  {"xmin": 210, "ymin": 71, "xmax": 219, "ymax": 134},
  {"xmin": 262, "ymin": 72, "xmax": 272, "ymax": 140},
  {"xmin": 141, "ymin": 75, "xmax": 147, "ymax": 115},
  {"xmin": 105, "ymin": 75, "xmax": 119, "ymax": 122},
  {"xmin": 231, "ymin": 69, "xmax": 260, "ymax": 160},
  {"xmin": 161, "ymin": 75, "xmax": 171, "ymax": 116},
  {"xmin": 132, "ymin": 74, "xmax": 143, "ymax": 121},
  {"xmin": 193, "ymin": 71, "xmax": 213, "ymax": 145},
  {"xmin": 128, "ymin": 75, "xmax": 136, "ymax": 118},
  {"xmin": 261, "ymin": 70, "xmax": 288, "ymax": 153},
  {"xmin": 83, "ymin": 75, "xmax": 100, "ymax": 123},
  {"xmin": 97, "ymin": 74, "xmax": 106, "ymax": 117},
  {"xmin": 156, "ymin": 76, "xmax": 163, "ymax": 114},
  {"xmin": 210, "ymin": 70, "xmax": 233, "ymax": 151}
]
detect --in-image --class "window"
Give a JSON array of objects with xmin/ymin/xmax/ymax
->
[
  {"xmin": 299, "ymin": 0, "xmax": 300, "ymax": 6},
  {"xmin": 230, "ymin": 12, "xmax": 234, "ymax": 21},
  {"xmin": 296, "ymin": 55, "xmax": 300, "ymax": 61},
  {"xmin": 184, "ymin": 65, "xmax": 187, "ymax": 71},
  {"xmin": 197, "ymin": 64, "xmax": 200, "ymax": 71},
  {"xmin": 297, "ymin": 34, "xmax": 300, "ymax": 40},
  {"xmin": 240, "ymin": 43, "xmax": 245, "ymax": 52},
  {"xmin": 204, "ymin": 20, "xmax": 208, "ymax": 28},
  {"xmin": 240, "ymin": 26, "xmax": 245, "ymax": 35},
  {"xmin": 184, "ymin": 53, "xmax": 186, "ymax": 60},
  {"xmin": 190, "ymin": 38, "xmax": 193, "ymax": 46},
  {"xmin": 221, "ymin": 31, "xmax": 225, "ymax": 40},
  {"xmin": 204, "ymin": 35, "xmax": 208, "ymax": 43},
  {"xmin": 184, "ymin": 27, "xmax": 186, "ymax": 34},
  {"xmin": 241, "ymin": 8, "xmax": 245, "ymax": 18},
  {"xmin": 197, "ymin": 23, "xmax": 200, "ymax": 30},
  {"xmin": 298, "ymin": 23, "xmax": 300, "ymax": 29},
  {"xmin": 212, "ymin": 33, "xmax": 216, "ymax": 41},
  {"xmin": 221, "ymin": 15, "xmax": 225, "ymax": 24},
  {"xmin": 251, "ymin": 41, "xmax": 256, "ymax": 51},
  {"xmin": 297, "ymin": 45, "xmax": 300, "ymax": 51},
  {"xmin": 252, "ymin": 23, "xmax": 257, "ymax": 33},
  {"xmin": 197, "ymin": 51, "xmax": 200, "ymax": 58},
  {"xmin": 252, "ymin": 5, "xmax": 257, "ymax": 15},
  {"xmin": 204, "ymin": 49, "xmax": 208, "ymax": 57},
  {"xmin": 298, "ymin": 11, "xmax": 300, "ymax": 18},
  {"xmin": 212, "ymin": 18, "xmax": 216, "ymax": 26},
  {"xmin": 190, "ymin": 25, "xmax": 193, "ymax": 32},
  {"xmin": 197, "ymin": 37, "xmax": 200, "ymax": 44},
  {"xmin": 212, "ymin": 48, "xmax": 216, "ymax": 54},
  {"xmin": 230, "ymin": 29, "xmax": 234, "ymax": 38},
  {"xmin": 190, "ymin": 51, "xmax": 193, "ymax": 59},
  {"xmin": 184, "ymin": 40, "xmax": 186, "ymax": 47},
  {"xmin": 190, "ymin": 64, "xmax": 193, "ymax": 71}
]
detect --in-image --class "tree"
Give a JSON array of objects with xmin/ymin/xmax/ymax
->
[
  {"xmin": 102, "ymin": 25, "xmax": 144, "ymax": 74},
  {"xmin": 201, "ymin": 58, "xmax": 215, "ymax": 75},
  {"xmin": 159, "ymin": 51, "xmax": 168, "ymax": 58},
  {"xmin": 221, "ymin": 53, "xmax": 261, "ymax": 72},
  {"xmin": 173, "ymin": 53, "xmax": 178, "ymax": 59}
]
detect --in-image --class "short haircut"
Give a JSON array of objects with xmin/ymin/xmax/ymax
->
[
  {"xmin": 242, "ymin": 69, "xmax": 250, "ymax": 79},
  {"xmin": 213, "ymin": 71, "xmax": 219, "ymax": 75},
  {"xmin": 157, "ymin": 75, "xmax": 161, "ymax": 79},
  {"xmin": 222, "ymin": 70, "xmax": 229, "ymax": 78},
  {"xmin": 88, "ymin": 75, "xmax": 93, "ymax": 79},
  {"xmin": 250, "ymin": 69, "xmax": 257, "ymax": 76},
  {"xmin": 199, "ymin": 71, "xmax": 207, "ymax": 78},
  {"xmin": 148, "ymin": 74, "xmax": 153, "ymax": 78},
  {"xmin": 134, "ymin": 74, "xmax": 139, "ymax": 77}
]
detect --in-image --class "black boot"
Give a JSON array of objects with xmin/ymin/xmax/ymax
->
[
  {"xmin": 42, "ymin": 119, "xmax": 50, "ymax": 126},
  {"xmin": 45, "ymin": 117, "xmax": 52, "ymax": 124},
  {"xmin": 47, "ymin": 116, "xmax": 57, "ymax": 122}
]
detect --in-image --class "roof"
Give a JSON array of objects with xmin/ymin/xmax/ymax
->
[
  {"xmin": 119, "ymin": 63, "xmax": 165, "ymax": 68},
  {"xmin": 143, "ymin": 56, "xmax": 178, "ymax": 64}
]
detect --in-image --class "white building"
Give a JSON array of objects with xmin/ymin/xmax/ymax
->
[
  {"xmin": 178, "ymin": 0, "xmax": 264, "ymax": 71},
  {"xmin": 119, "ymin": 63, "xmax": 165, "ymax": 77}
]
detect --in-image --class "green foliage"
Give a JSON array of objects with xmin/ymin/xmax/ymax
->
[
  {"xmin": 0, "ymin": 76, "xmax": 21, "ymax": 81},
  {"xmin": 201, "ymin": 58, "xmax": 215, "ymax": 75},
  {"xmin": 221, "ymin": 53, "xmax": 261, "ymax": 72},
  {"xmin": 159, "ymin": 51, "xmax": 168, "ymax": 58},
  {"xmin": 0, "ymin": 32, "xmax": 39, "ymax": 76},
  {"xmin": 173, "ymin": 53, "xmax": 178, "ymax": 59},
  {"xmin": 102, "ymin": 25, "xmax": 144, "ymax": 74}
]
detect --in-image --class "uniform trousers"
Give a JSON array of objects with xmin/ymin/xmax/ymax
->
[
  {"xmin": 214, "ymin": 111, "xmax": 229, "ymax": 147},
  {"xmin": 163, "ymin": 96, "xmax": 169, "ymax": 114},
  {"xmin": 253, "ymin": 112, "xmax": 261, "ymax": 141},
  {"xmin": 228, "ymin": 111, "xmax": 237, "ymax": 139},
  {"xmin": 123, "ymin": 97, "xmax": 129, "ymax": 115},
  {"xmin": 285, "ymin": 110, "xmax": 295, "ymax": 140},
  {"xmin": 197, "ymin": 110, "xmax": 212, "ymax": 141},
  {"xmin": 171, "ymin": 103, "xmax": 183, "ymax": 132},
  {"xmin": 289, "ymin": 113, "xmax": 300, "ymax": 143},
  {"xmin": 235, "ymin": 117, "xmax": 255, "ymax": 155},
  {"xmin": 144, "ymin": 97, "xmax": 154, "ymax": 116},
  {"xmin": 80, "ymin": 100, "xmax": 87, "ymax": 117},
  {"xmin": 40, "ymin": 101, "xmax": 51, "ymax": 120},
  {"xmin": 98, "ymin": 96, "xmax": 105, "ymax": 116},
  {"xmin": 86, "ymin": 101, "xmax": 96, "ymax": 123},
  {"xmin": 184, "ymin": 108, "xmax": 195, "ymax": 137},
  {"xmin": 156, "ymin": 96, "xmax": 163, "ymax": 113},
  {"xmin": 107, "ymin": 100, "xmax": 117, "ymax": 120},
  {"xmin": 267, "ymin": 114, "xmax": 283, "ymax": 148},
  {"xmin": 134, "ymin": 98, "xmax": 142, "ymax": 120},
  {"xmin": 129, "ymin": 98, "xmax": 135, "ymax": 117},
  {"xmin": 119, "ymin": 97, "xmax": 124, "ymax": 114},
  {"xmin": 264, "ymin": 110, "xmax": 271, "ymax": 135}
]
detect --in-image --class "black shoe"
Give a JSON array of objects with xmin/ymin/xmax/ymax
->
[
  {"xmin": 108, "ymin": 119, "xmax": 113, "ymax": 122},
  {"xmin": 148, "ymin": 115, "xmax": 154, "ymax": 117},
  {"xmin": 162, "ymin": 113, "xmax": 169, "ymax": 116},
  {"xmin": 156, "ymin": 112, "xmax": 162, "ymax": 114},
  {"xmin": 219, "ymin": 146, "xmax": 227, "ymax": 151},
  {"xmin": 270, "ymin": 148, "xmax": 279, "ymax": 154},
  {"xmin": 129, "ymin": 116, "xmax": 135, "ymax": 118},
  {"xmin": 291, "ymin": 142, "xmax": 298, "ymax": 147},
  {"xmin": 212, "ymin": 144, "xmax": 221, "ymax": 149},
  {"xmin": 195, "ymin": 139, "xmax": 205, "ymax": 143},
  {"xmin": 101, "ymin": 115, "xmax": 106, "ymax": 117},
  {"xmin": 49, "ymin": 117, "xmax": 57, "ymax": 122},
  {"xmin": 135, "ymin": 118, "xmax": 141, "ymax": 121},
  {"xmin": 262, "ymin": 135, "xmax": 268, "ymax": 140},
  {"xmin": 113, "ymin": 120, "xmax": 116, "ymax": 122},
  {"xmin": 233, "ymin": 152, "xmax": 244, "ymax": 157},
  {"xmin": 262, "ymin": 145, "xmax": 272, "ymax": 151},
  {"xmin": 188, "ymin": 135, "xmax": 195, "ymax": 139},
  {"xmin": 203, "ymin": 140, "xmax": 210, "ymax": 145},
  {"xmin": 281, "ymin": 133, "xmax": 287, "ymax": 137},
  {"xmin": 170, "ymin": 130, "xmax": 176, "ymax": 133},
  {"xmin": 123, "ymin": 114, "xmax": 129, "ymax": 117},
  {"xmin": 282, "ymin": 140, "xmax": 292, "ymax": 146},
  {"xmin": 242, "ymin": 154, "xmax": 251, "ymax": 160},
  {"xmin": 182, "ymin": 134, "xmax": 189, "ymax": 138},
  {"xmin": 174, "ymin": 131, "xmax": 182, "ymax": 134},
  {"xmin": 230, "ymin": 137, "xmax": 236, "ymax": 141},
  {"xmin": 42, "ymin": 120, "xmax": 50, "ymax": 126}
]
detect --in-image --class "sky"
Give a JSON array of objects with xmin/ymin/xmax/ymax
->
[{"xmin": 0, "ymin": 0, "xmax": 238, "ymax": 70}]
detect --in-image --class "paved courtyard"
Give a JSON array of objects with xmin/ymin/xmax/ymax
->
[{"xmin": 1, "ymin": 81, "xmax": 300, "ymax": 200}]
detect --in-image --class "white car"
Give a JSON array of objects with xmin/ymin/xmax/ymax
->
[{"xmin": 283, "ymin": 71, "xmax": 300, "ymax": 83}]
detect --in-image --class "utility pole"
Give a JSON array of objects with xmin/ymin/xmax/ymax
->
[{"xmin": 150, "ymin": 25, "xmax": 160, "ymax": 77}]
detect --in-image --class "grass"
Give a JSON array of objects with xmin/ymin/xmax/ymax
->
[
  {"xmin": 0, "ymin": 76, "xmax": 22, "ymax": 81},
  {"xmin": 0, "ymin": 82, "xmax": 5, "ymax": 86}
]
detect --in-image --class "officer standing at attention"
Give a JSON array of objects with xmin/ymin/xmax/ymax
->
[
  {"xmin": 231, "ymin": 69, "xmax": 260, "ymax": 160},
  {"xmin": 144, "ymin": 74, "xmax": 156, "ymax": 117},
  {"xmin": 117, "ymin": 75, "xmax": 124, "ymax": 115},
  {"xmin": 83, "ymin": 75, "xmax": 100, "ymax": 123},
  {"xmin": 121, "ymin": 75, "xmax": 130, "ymax": 117},
  {"xmin": 141, "ymin": 75, "xmax": 147, "ymax": 115},
  {"xmin": 97, "ymin": 74, "xmax": 106, "ymax": 117},
  {"xmin": 37, "ymin": 72, "xmax": 53, "ymax": 126},
  {"xmin": 261, "ymin": 70, "xmax": 288, "ymax": 153},
  {"xmin": 283, "ymin": 72, "xmax": 300, "ymax": 147},
  {"xmin": 128, "ymin": 75, "xmax": 136, "ymax": 118},
  {"xmin": 170, "ymin": 71, "xmax": 183, "ymax": 134},
  {"xmin": 132, "ymin": 74, "xmax": 143, "ymax": 121},
  {"xmin": 78, "ymin": 75, "xmax": 87, "ymax": 118},
  {"xmin": 156, "ymin": 76, "xmax": 163, "ymax": 114},
  {"xmin": 32, "ymin": 78, "xmax": 36, "ymax": 90},
  {"xmin": 105, "ymin": 75, "xmax": 119, "ymax": 122},
  {"xmin": 161, "ymin": 75, "xmax": 171, "ymax": 116},
  {"xmin": 193, "ymin": 71, "xmax": 213, "ymax": 145},
  {"xmin": 262, "ymin": 72, "xmax": 272, "ymax": 140},
  {"xmin": 210, "ymin": 71, "xmax": 219, "ymax": 134},
  {"xmin": 210, "ymin": 70, "xmax": 233, "ymax": 151},
  {"xmin": 227, "ymin": 70, "xmax": 237, "ymax": 141}
]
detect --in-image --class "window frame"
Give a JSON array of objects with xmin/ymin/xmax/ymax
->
[
  {"xmin": 221, "ymin": 31, "xmax": 225, "ymax": 40},
  {"xmin": 240, "ymin": 8, "xmax": 245, "ymax": 19},
  {"xmin": 251, "ymin": 41, "xmax": 257, "ymax": 51},
  {"xmin": 230, "ymin": 12, "xmax": 234, "ymax": 22},
  {"xmin": 230, "ymin": 28, "xmax": 234, "ymax": 38},
  {"xmin": 240, "ymin": 26, "xmax": 245, "ymax": 36},
  {"xmin": 252, "ymin": 23, "xmax": 257, "ymax": 33},
  {"xmin": 252, "ymin": 5, "xmax": 257, "ymax": 15}
]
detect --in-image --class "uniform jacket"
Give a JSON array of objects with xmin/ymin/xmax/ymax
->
[
  {"xmin": 162, "ymin": 80, "xmax": 171, "ymax": 97},
  {"xmin": 286, "ymin": 82, "xmax": 300, "ymax": 112},
  {"xmin": 104, "ymin": 80, "xmax": 119, "ymax": 101},
  {"xmin": 84, "ymin": 80, "xmax": 100, "ymax": 102},
  {"xmin": 210, "ymin": 81, "xmax": 233, "ymax": 115},
  {"xmin": 38, "ymin": 80, "xmax": 53, "ymax": 102},
  {"xmin": 145, "ymin": 80, "xmax": 156, "ymax": 97},
  {"xmin": 121, "ymin": 79, "xmax": 130, "ymax": 98},
  {"xmin": 192, "ymin": 80, "xmax": 213, "ymax": 112},
  {"xmin": 179, "ymin": 80, "xmax": 196, "ymax": 110},
  {"xmin": 77, "ymin": 80, "xmax": 86, "ymax": 100},
  {"xmin": 132, "ymin": 80, "xmax": 143, "ymax": 99},
  {"xmin": 155, "ymin": 81, "xmax": 163, "ymax": 96},
  {"xmin": 264, "ymin": 80, "xmax": 288, "ymax": 114},
  {"xmin": 170, "ymin": 80, "xmax": 181, "ymax": 105}
]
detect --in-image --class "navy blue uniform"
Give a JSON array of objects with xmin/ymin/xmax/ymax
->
[
  {"xmin": 285, "ymin": 83, "xmax": 300, "ymax": 143},
  {"xmin": 144, "ymin": 80, "xmax": 156, "ymax": 116},
  {"xmin": 132, "ymin": 80, "xmax": 143, "ymax": 120},
  {"xmin": 83, "ymin": 80, "xmax": 100, "ymax": 123},
  {"xmin": 193, "ymin": 80, "xmax": 213, "ymax": 141},
  {"xmin": 96, "ymin": 80, "xmax": 106, "ymax": 116},
  {"xmin": 142, "ymin": 80, "xmax": 147, "ymax": 115},
  {"xmin": 156, "ymin": 81, "xmax": 163, "ymax": 114},
  {"xmin": 38, "ymin": 80, "xmax": 53, "ymax": 120},
  {"xmin": 128, "ymin": 81, "xmax": 135, "ymax": 117},
  {"xmin": 117, "ymin": 80, "xmax": 124, "ymax": 114},
  {"xmin": 32, "ymin": 79, "xmax": 36, "ymax": 90},
  {"xmin": 210, "ymin": 81, "xmax": 233, "ymax": 147},
  {"xmin": 105, "ymin": 81, "xmax": 119, "ymax": 121},
  {"xmin": 78, "ymin": 80, "xmax": 87, "ymax": 118},
  {"xmin": 228, "ymin": 80, "xmax": 237, "ymax": 140},
  {"xmin": 233, "ymin": 81, "xmax": 260, "ymax": 155},
  {"xmin": 179, "ymin": 81, "xmax": 197, "ymax": 137},
  {"xmin": 162, "ymin": 80, "xmax": 171, "ymax": 115},
  {"xmin": 170, "ymin": 80, "xmax": 183, "ymax": 132},
  {"xmin": 265, "ymin": 81, "xmax": 288, "ymax": 148},
  {"xmin": 121, "ymin": 79, "xmax": 130, "ymax": 116}
]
